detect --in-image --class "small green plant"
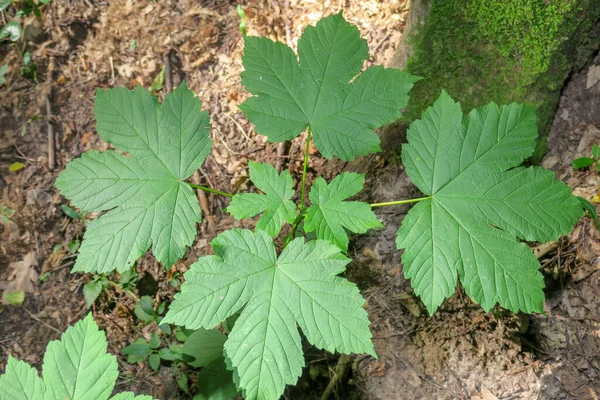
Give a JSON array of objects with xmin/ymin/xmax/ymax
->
[
  {"xmin": 122, "ymin": 332, "xmax": 174, "ymax": 370},
  {"xmin": 15, "ymin": 0, "xmax": 53, "ymax": 18},
  {"xmin": 0, "ymin": 63, "xmax": 8, "ymax": 85},
  {"xmin": 150, "ymin": 66, "xmax": 165, "ymax": 92},
  {"xmin": 237, "ymin": 4, "xmax": 247, "ymax": 36},
  {"xmin": 0, "ymin": 314, "xmax": 151, "ymax": 399},
  {"xmin": 1, "ymin": 290, "xmax": 24, "ymax": 304},
  {"xmin": 573, "ymin": 143, "xmax": 600, "ymax": 170},
  {"xmin": 0, "ymin": 20, "xmax": 21, "ymax": 42},
  {"xmin": 20, "ymin": 51, "xmax": 37, "ymax": 80},
  {"xmin": 0, "ymin": 205, "xmax": 15, "ymax": 223},
  {"xmin": 83, "ymin": 268, "xmax": 139, "ymax": 307},
  {"xmin": 54, "ymin": 12, "xmax": 585, "ymax": 400},
  {"xmin": 121, "ymin": 327, "xmax": 239, "ymax": 398},
  {"xmin": 134, "ymin": 295, "xmax": 167, "ymax": 327},
  {"xmin": 183, "ymin": 328, "xmax": 238, "ymax": 399},
  {"xmin": 83, "ymin": 274, "xmax": 109, "ymax": 307},
  {"xmin": 572, "ymin": 144, "xmax": 600, "ymax": 228},
  {"xmin": 128, "ymin": 39, "xmax": 139, "ymax": 50}
]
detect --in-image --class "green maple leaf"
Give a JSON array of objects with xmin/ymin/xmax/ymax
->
[
  {"xmin": 55, "ymin": 82, "xmax": 211, "ymax": 274},
  {"xmin": 305, "ymin": 172, "xmax": 382, "ymax": 251},
  {"xmin": 239, "ymin": 12, "xmax": 419, "ymax": 161},
  {"xmin": 162, "ymin": 229, "xmax": 374, "ymax": 400},
  {"xmin": 397, "ymin": 91, "xmax": 584, "ymax": 314},
  {"xmin": 227, "ymin": 161, "xmax": 297, "ymax": 237},
  {"xmin": 0, "ymin": 314, "xmax": 151, "ymax": 400}
]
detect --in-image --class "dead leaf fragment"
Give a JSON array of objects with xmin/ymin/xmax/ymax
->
[
  {"xmin": 471, "ymin": 387, "xmax": 499, "ymax": 400},
  {"xmin": 0, "ymin": 252, "xmax": 39, "ymax": 304},
  {"xmin": 368, "ymin": 360, "xmax": 387, "ymax": 377}
]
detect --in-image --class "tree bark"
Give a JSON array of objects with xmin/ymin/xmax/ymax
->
[{"xmin": 389, "ymin": 0, "xmax": 600, "ymax": 161}]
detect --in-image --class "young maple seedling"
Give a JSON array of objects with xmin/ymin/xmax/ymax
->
[
  {"xmin": 572, "ymin": 143, "xmax": 600, "ymax": 171},
  {"xmin": 50, "ymin": 12, "xmax": 585, "ymax": 400},
  {"xmin": 0, "ymin": 314, "xmax": 152, "ymax": 399},
  {"xmin": 571, "ymin": 145, "xmax": 600, "ymax": 229}
]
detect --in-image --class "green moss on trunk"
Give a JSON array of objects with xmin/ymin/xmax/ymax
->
[{"xmin": 405, "ymin": 0, "xmax": 600, "ymax": 161}]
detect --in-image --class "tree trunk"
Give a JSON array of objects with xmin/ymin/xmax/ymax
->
[{"xmin": 391, "ymin": 0, "xmax": 600, "ymax": 161}]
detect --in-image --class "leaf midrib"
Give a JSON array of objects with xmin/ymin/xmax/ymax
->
[
  {"xmin": 250, "ymin": 39, "xmax": 310, "ymax": 123},
  {"xmin": 103, "ymin": 98, "xmax": 177, "ymax": 178}
]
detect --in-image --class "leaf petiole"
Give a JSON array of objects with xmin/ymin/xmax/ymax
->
[
  {"xmin": 187, "ymin": 183, "xmax": 233, "ymax": 198},
  {"xmin": 283, "ymin": 128, "xmax": 313, "ymax": 248},
  {"xmin": 370, "ymin": 196, "xmax": 431, "ymax": 208},
  {"xmin": 107, "ymin": 281, "xmax": 139, "ymax": 301},
  {"xmin": 299, "ymin": 127, "xmax": 312, "ymax": 211},
  {"xmin": 284, "ymin": 211, "xmax": 306, "ymax": 246}
]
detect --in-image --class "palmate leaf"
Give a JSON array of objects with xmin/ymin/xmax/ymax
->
[
  {"xmin": 0, "ymin": 314, "xmax": 151, "ymax": 400},
  {"xmin": 240, "ymin": 12, "xmax": 419, "ymax": 161},
  {"xmin": 162, "ymin": 229, "xmax": 374, "ymax": 400},
  {"xmin": 55, "ymin": 82, "xmax": 211, "ymax": 274},
  {"xmin": 227, "ymin": 161, "xmax": 297, "ymax": 237},
  {"xmin": 397, "ymin": 91, "xmax": 584, "ymax": 314},
  {"xmin": 305, "ymin": 172, "xmax": 382, "ymax": 251}
]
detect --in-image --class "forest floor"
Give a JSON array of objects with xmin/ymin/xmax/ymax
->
[{"xmin": 0, "ymin": 1, "xmax": 599, "ymax": 399}]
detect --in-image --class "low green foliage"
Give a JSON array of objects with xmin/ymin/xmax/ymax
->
[
  {"xmin": 183, "ymin": 329, "xmax": 238, "ymax": 399},
  {"xmin": 573, "ymin": 143, "xmax": 600, "ymax": 170},
  {"xmin": 0, "ymin": 21, "xmax": 21, "ymax": 42},
  {"xmin": 83, "ymin": 275, "xmax": 107, "ymax": 307},
  {"xmin": 20, "ymin": 51, "xmax": 37, "ymax": 81},
  {"xmin": 0, "ymin": 64, "xmax": 8, "ymax": 85},
  {"xmin": 15, "ymin": 0, "xmax": 53, "ymax": 18},
  {"xmin": 0, "ymin": 314, "xmax": 151, "ymax": 399},
  {"xmin": 1, "ymin": 290, "xmax": 24, "ymax": 305},
  {"xmin": 0, "ymin": 204, "xmax": 15, "ymax": 223},
  {"xmin": 122, "ymin": 332, "xmax": 182, "ymax": 368},
  {"xmin": 572, "ymin": 144, "xmax": 600, "ymax": 229}
]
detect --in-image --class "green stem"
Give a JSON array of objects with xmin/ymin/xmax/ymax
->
[
  {"xmin": 370, "ymin": 196, "xmax": 431, "ymax": 208},
  {"xmin": 283, "ymin": 129, "xmax": 312, "ymax": 248},
  {"xmin": 284, "ymin": 212, "xmax": 305, "ymax": 246},
  {"xmin": 299, "ymin": 128, "xmax": 312, "ymax": 211},
  {"xmin": 107, "ymin": 281, "xmax": 139, "ymax": 301},
  {"xmin": 187, "ymin": 183, "xmax": 233, "ymax": 198}
]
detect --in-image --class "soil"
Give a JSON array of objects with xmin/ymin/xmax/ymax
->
[{"xmin": 0, "ymin": 1, "xmax": 598, "ymax": 399}]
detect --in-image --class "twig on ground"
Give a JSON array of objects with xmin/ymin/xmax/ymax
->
[
  {"xmin": 533, "ymin": 241, "xmax": 559, "ymax": 259},
  {"xmin": 226, "ymin": 114, "xmax": 252, "ymax": 142},
  {"xmin": 22, "ymin": 307, "xmax": 62, "ymax": 334},
  {"xmin": 163, "ymin": 51, "xmax": 172, "ymax": 93},
  {"xmin": 46, "ymin": 57, "xmax": 55, "ymax": 170},
  {"xmin": 109, "ymin": 56, "xmax": 115, "ymax": 84},
  {"xmin": 275, "ymin": 142, "xmax": 289, "ymax": 172}
]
